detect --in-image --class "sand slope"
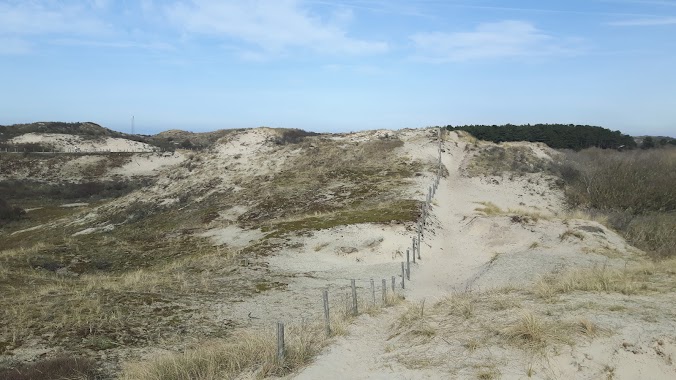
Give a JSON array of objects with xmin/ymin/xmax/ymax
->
[{"xmin": 292, "ymin": 132, "xmax": 674, "ymax": 379}]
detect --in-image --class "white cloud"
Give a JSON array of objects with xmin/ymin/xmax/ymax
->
[
  {"xmin": 410, "ymin": 21, "xmax": 579, "ymax": 62},
  {"xmin": 50, "ymin": 38, "xmax": 175, "ymax": 51},
  {"xmin": 607, "ymin": 17, "xmax": 676, "ymax": 26},
  {"xmin": 0, "ymin": 2, "xmax": 108, "ymax": 36},
  {"xmin": 164, "ymin": 0, "xmax": 389, "ymax": 55}
]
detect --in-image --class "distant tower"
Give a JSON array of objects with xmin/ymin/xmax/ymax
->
[{"xmin": 132, "ymin": 116, "xmax": 135, "ymax": 134}]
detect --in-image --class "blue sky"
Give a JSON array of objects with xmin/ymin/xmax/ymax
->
[{"xmin": 1, "ymin": 0, "xmax": 675, "ymax": 136}]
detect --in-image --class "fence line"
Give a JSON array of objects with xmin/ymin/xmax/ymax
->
[{"xmin": 274, "ymin": 127, "xmax": 445, "ymax": 357}]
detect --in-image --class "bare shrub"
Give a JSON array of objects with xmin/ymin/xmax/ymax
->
[
  {"xmin": 559, "ymin": 148, "xmax": 675, "ymax": 213},
  {"xmin": 0, "ymin": 198, "xmax": 25, "ymax": 224},
  {"xmin": 273, "ymin": 129, "xmax": 320, "ymax": 145},
  {"xmin": 556, "ymin": 147, "xmax": 676, "ymax": 257},
  {"xmin": 624, "ymin": 212, "xmax": 676, "ymax": 258},
  {"xmin": 0, "ymin": 356, "xmax": 97, "ymax": 380}
]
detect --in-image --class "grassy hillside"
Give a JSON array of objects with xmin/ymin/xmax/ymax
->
[{"xmin": 0, "ymin": 121, "xmax": 234, "ymax": 151}]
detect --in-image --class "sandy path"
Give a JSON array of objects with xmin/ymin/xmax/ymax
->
[
  {"xmin": 292, "ymin": 133, "xmax": 653, "ymax": 380},
  {"xmin": 293, "ymin": 304, "xmax": 444, "ymax": 380},
  {"xmin": 293, "ymin": 137, "xmax": 485, "ymax": 379}
]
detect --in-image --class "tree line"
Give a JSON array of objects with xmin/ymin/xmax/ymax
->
[{"xmin": 445, "ymin": 124, "xmax": 639, "ymax": 150}]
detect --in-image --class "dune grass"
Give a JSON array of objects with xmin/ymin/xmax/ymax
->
[
  {"xmin": 388, "ymin": 257, "xmax": 676, "ymax": 375},
  {"xmin": 122, "ymin": 293, "xmax": 404, "ymax": 380}
]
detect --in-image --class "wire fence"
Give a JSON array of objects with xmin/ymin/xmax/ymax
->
[{"xmin": 274, "ymin": 127, "xmax": 444, "ymax": 363}]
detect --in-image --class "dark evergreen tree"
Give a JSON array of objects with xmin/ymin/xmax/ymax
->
[{"xmin": 446, "ymin": 124, "xmax": 637, "ymax": 150}]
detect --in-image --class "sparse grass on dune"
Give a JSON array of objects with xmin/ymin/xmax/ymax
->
[
  {"xmin": 536, "ymin": 258, "xmax": 676, "ymax": 298},
  {"xmin": 466, "ymin": 142, "xmax": 675, "ymax": 258},
  {"xmin": 263, "ymin": 200, "xmax": 420, "ymax": 235},
  {"xmin": 0, "ymin": 243, "xmax": 243, "ymax": 355},
  {"xmin": 1, "ymin": 129, "xmax": 437, "ymax": 377},
  {"xmin": 238, "ymin": 137, "xmax": 424, "ymax": 230},
  {"xmin": 500, "ymin": 311, "xmax": 573, "ymax": 350},
  {"xmin": 389, "ymin": 258, "xmax": 676, "ymax": 375},
  {"xmin": 466, "ymin": 144, "xmax": 555, "ymax": 177},
  {"xmin": 122, "ymin": 326, "xmax": 308, "ymax": 380},
  {"xmin": 474, "ymin": 201, "xmax": 550, "ymax": 223},
  {"xmin": 122, "ymin": 294, "xmax": 404, "ymax": 380}
]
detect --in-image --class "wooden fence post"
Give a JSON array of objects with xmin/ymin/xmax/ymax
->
[
  {"xmin": 413, "ymin": 230, "xmax": 422, "ymax": 258},
  {"xmin": 382, "ymin": 279, "xmax": 387, "ymax": 304},
  {"xmin": 406, "ymin": 250, "xmax": 410, "ymax": 280},
  {"xmin": 392, "ymin": 276, "xmax": 395, "ymax": 293},
  {"xmin": 277, "ymin": 322, "xmax": 285, "ymax": 364},
  {"xmin": 401, "ymin": 262, "xmax": 405, "ymax": 289},
  {"xmin": 351, "ymin": 279, "xmax": 358, "ymax": 316},
  {"xmin": 323, "ymin": 289, "xmax": 331, "ymax": 337},
  {"xmin": 370, "ymin": 279, "xmax": 376, "ymax": 305}
]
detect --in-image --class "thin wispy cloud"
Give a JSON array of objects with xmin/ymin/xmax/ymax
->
[
  {"xmin": 164, "ymin": 0, "xmax": 389, "ymax": 56},
  {"xmin": 0, "ymin": 2, "xmax": 108, "ymax": 36},
  {"xmin": 410, "ymin": 21, "xmax": 581, "ymax": 63},
  {"xmin": 0, "ymin": 1, "xmax": 112, "ymax": 55},
  {"xmin": 608, "ymin": 16, "xmax": 676, "ymax": 25},
  {"xmin": 50, "ymin": 38, "xmax": 175, "ymax": 51}
]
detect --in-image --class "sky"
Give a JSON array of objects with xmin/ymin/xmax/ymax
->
[{"xmin": 1, "ymin": 0, "xmax": 675, "ymax": 136}]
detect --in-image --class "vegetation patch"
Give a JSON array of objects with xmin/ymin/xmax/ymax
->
[
  {"xmin": 0, "ymin": 356, "xmax": 97, "ymax": 380},
  {"xmin": 466, "ymin": 145, "xmax": 555, "ymax": 177},
  {"xmin": 263, "ymin": 200, "xmax": 419, "ymax": 235},
  {"xmin": 390, "ymin": 258, "xmax": 676, "ymax": 375},
  {"xmin": 556, "ymin": 147, "xmax": 676, "ymax": 258},
  {"xmin": 447, "ymin": 124, "xmax": 636, "ymax": 150},
  {"xmin": 0, "ymin": 198, "xmax": 25, "ymax": 225}
]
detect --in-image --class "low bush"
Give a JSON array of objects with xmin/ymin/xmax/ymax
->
[
  {"xmin": 556, "ymin": 147, "xmax": 676, "ymax": 257},
  {"xmin": 0, "ymin": 179, "xmax": 153, "ymax": 201},
  {"xmin": 558, "ymin": 148, "xmax": 675, "ymax": 213},
  {"xmin": 273, "ymin": 129, "xmax": 320, "ymax": 145},
  {"xmin": 0, "ymin": 198, "xmax": 25, "ymax": 223},
  {"xmin": 0, "ymin": 356, "xmax": 97, "ymax": 380}
]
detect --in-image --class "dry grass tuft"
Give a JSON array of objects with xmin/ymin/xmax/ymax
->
[
  {"xmin": 475, "ymin": 202, "xmax": 549, "ymax": 224},
  {"xmin": 476, "ymin": 365, "xmax": 501, "ymax": 380},
  {"xmin": 501, "ymin": 311, "xmax": 571, "ymax": 351},
  {"xmin": 532, "ymin": 261, "xmax": 676, "ymax": 298},
  {"xmin": 438, "ymin": 293, "xmax": 477, "ymax": 320},
  {"xmin": 577, "ymin": 318, "xmax": 600, "ymax": 337},
  {"xmin": 122, "ymin": 322, "xmax": 326, "ymax": 380},
  {"xmin": 559, "ymin": 229, "xmax": 585, "ymax": 241},
  {"xmin": 475, "ymin": 201, "xmax": 502, "ymax": 216},
  {"xmin": 563, "ymin": 210, "xmax": 610, "ymax": 226}
]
